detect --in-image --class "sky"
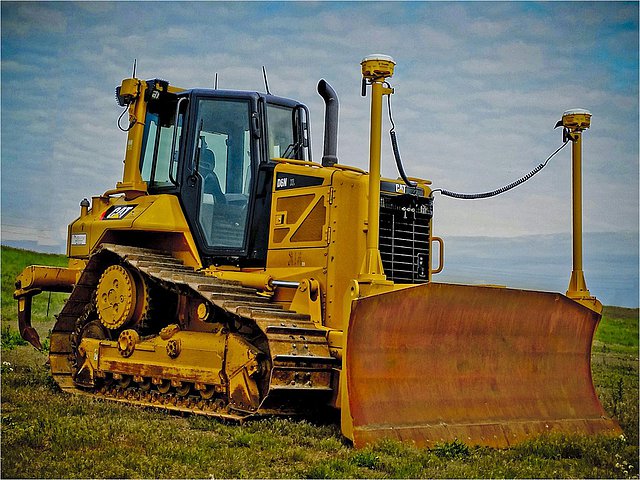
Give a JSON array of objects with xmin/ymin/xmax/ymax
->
[{"xmin": 1, "ymin": 2, "xmax": 638, "ymax": 305}]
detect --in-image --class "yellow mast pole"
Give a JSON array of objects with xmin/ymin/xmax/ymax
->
[
  {"xmin": 561, "ymin": 109, "xmax": 602, "ymax": 313},
  {"xmin": 359, "ymin": 55, "xmax": 396, "ymax": 282},
  {"xmin": 569, "ymin": 128, "xmax": 586, "ymax": 291},
  {"xmin": 114, "ymin": 78, "xmax": 149, "ymax": 199}
]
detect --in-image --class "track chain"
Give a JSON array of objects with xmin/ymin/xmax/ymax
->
[{"xmin": 49, "ymin": 243, "xmax": 336, "ymax": 418}]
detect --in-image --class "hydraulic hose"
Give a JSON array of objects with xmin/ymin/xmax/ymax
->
[
  {"xmin": 390, "ymin": 130, "xmax": 417, "ymax": 187},
  {"xmin": 387, "ymin": 94, "xmax": 416, "ymax": 187}
]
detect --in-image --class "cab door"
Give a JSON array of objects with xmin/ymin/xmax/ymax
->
[{"xmin": 180, "ymin": 93, "xmax": 259, "ymax": 262}]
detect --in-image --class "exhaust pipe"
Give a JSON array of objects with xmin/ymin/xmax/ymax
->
[{"xmin": 317, "ymin": 79, "xmax": 339, "ymax": 166}]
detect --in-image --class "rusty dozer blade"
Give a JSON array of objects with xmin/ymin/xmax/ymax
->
[{"xmin": 343, "ymin": 283, "xmax": 621, "ymax": 448}]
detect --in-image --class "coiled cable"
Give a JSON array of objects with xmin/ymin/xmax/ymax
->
[{"xmin": 431, "ymin": 140, "xmax": 570, "ymax": 199}]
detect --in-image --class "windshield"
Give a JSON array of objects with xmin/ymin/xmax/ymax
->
[{"xmin": 195, "ymin": 98, "xmax": 253, "ymax": 249}]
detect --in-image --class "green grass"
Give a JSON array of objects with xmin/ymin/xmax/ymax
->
[
  {"xmin": 1, "ymin": 245, "xmax": 638, "ymax": 478},
  {"xmin": 591, "ymin": 305, "xmax": 639, "ymax": 449},
  {"xmin": 1, "ymin": 246, "xmax": 69, "ymax": 348},
  {"xmin": 595, "ymin": 306, "xmax": 639, "ymax": 354},
  {"xmin": 1, "ymin": 245, "xmax": 69, "ymax": 323},
  {"xmin": 1, "ymin": 361, "xmax": 638, "ymax": 479},
  {"xmin": 1, "ymin": 324, "xmax": 28, "ymax": 350}
]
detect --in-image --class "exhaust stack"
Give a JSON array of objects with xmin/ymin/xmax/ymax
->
[{"xmin": 317, "ymin": 79, "xmax": 339, "ymax": 167}]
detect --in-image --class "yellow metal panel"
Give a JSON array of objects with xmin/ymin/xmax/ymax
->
[
  {"xmin": 67, "ymin": 194, "xmax": 201, "ymax": 268},
  {"xmin": 92, "ymin": 331, "xmax": 226, "ymax": 385},
  {"xmin": 323, "ymin": 170, "xmax": 368, "ymax": 330}
]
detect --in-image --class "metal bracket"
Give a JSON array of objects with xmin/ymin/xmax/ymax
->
[{"xmin": 289, "ymin": 278, "xmax": 322, "ymax": 325}]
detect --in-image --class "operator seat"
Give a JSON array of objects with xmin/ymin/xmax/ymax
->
[{"xmin": 200, "ymin": 148, "xmax": 226, "ymax": 205}]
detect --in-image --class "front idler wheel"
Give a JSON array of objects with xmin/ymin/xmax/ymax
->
[{"xmin": 96, "ymin": 264, "xmax": 150, "ymax": 331}]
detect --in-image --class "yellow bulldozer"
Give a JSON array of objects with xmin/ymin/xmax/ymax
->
[{"xmin": 15, "ymin": 55, "xmax": 620, "ymax": 448}]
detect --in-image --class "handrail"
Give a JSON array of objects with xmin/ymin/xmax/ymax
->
[{"xmin": 431, "ymin": 236, "xmax": 444, "ymax": 275}]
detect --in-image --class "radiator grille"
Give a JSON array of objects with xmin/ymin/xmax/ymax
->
[{"xmin": 379, "ymin": 193, "xmax": 433, "ymax": 283}]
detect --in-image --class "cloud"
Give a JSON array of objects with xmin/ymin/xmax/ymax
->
[
  {"xmin": 1, "ymin": 3, "xmax": 68, "ymax": 36},
  {"xmin": 0, "ymin": 2, "xmax": 637, "ymax": 268}
]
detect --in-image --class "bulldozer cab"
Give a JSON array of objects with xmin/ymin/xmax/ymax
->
[{"xmin": 138, "ymin": 87, "xmax": 311, "ymax": 267}]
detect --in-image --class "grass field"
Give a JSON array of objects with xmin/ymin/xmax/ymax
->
[{"xmin": 1, "ymin": 245, "xmax": 638, "ymax": 478}]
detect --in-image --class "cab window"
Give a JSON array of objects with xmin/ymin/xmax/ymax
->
[
  {"xmin": 267, "ymin": 104, "xmax": 299, "ymax": 159},
  {"xmin": 140, "ymin": 111, "xmax": 182, "ymax": 188}
]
